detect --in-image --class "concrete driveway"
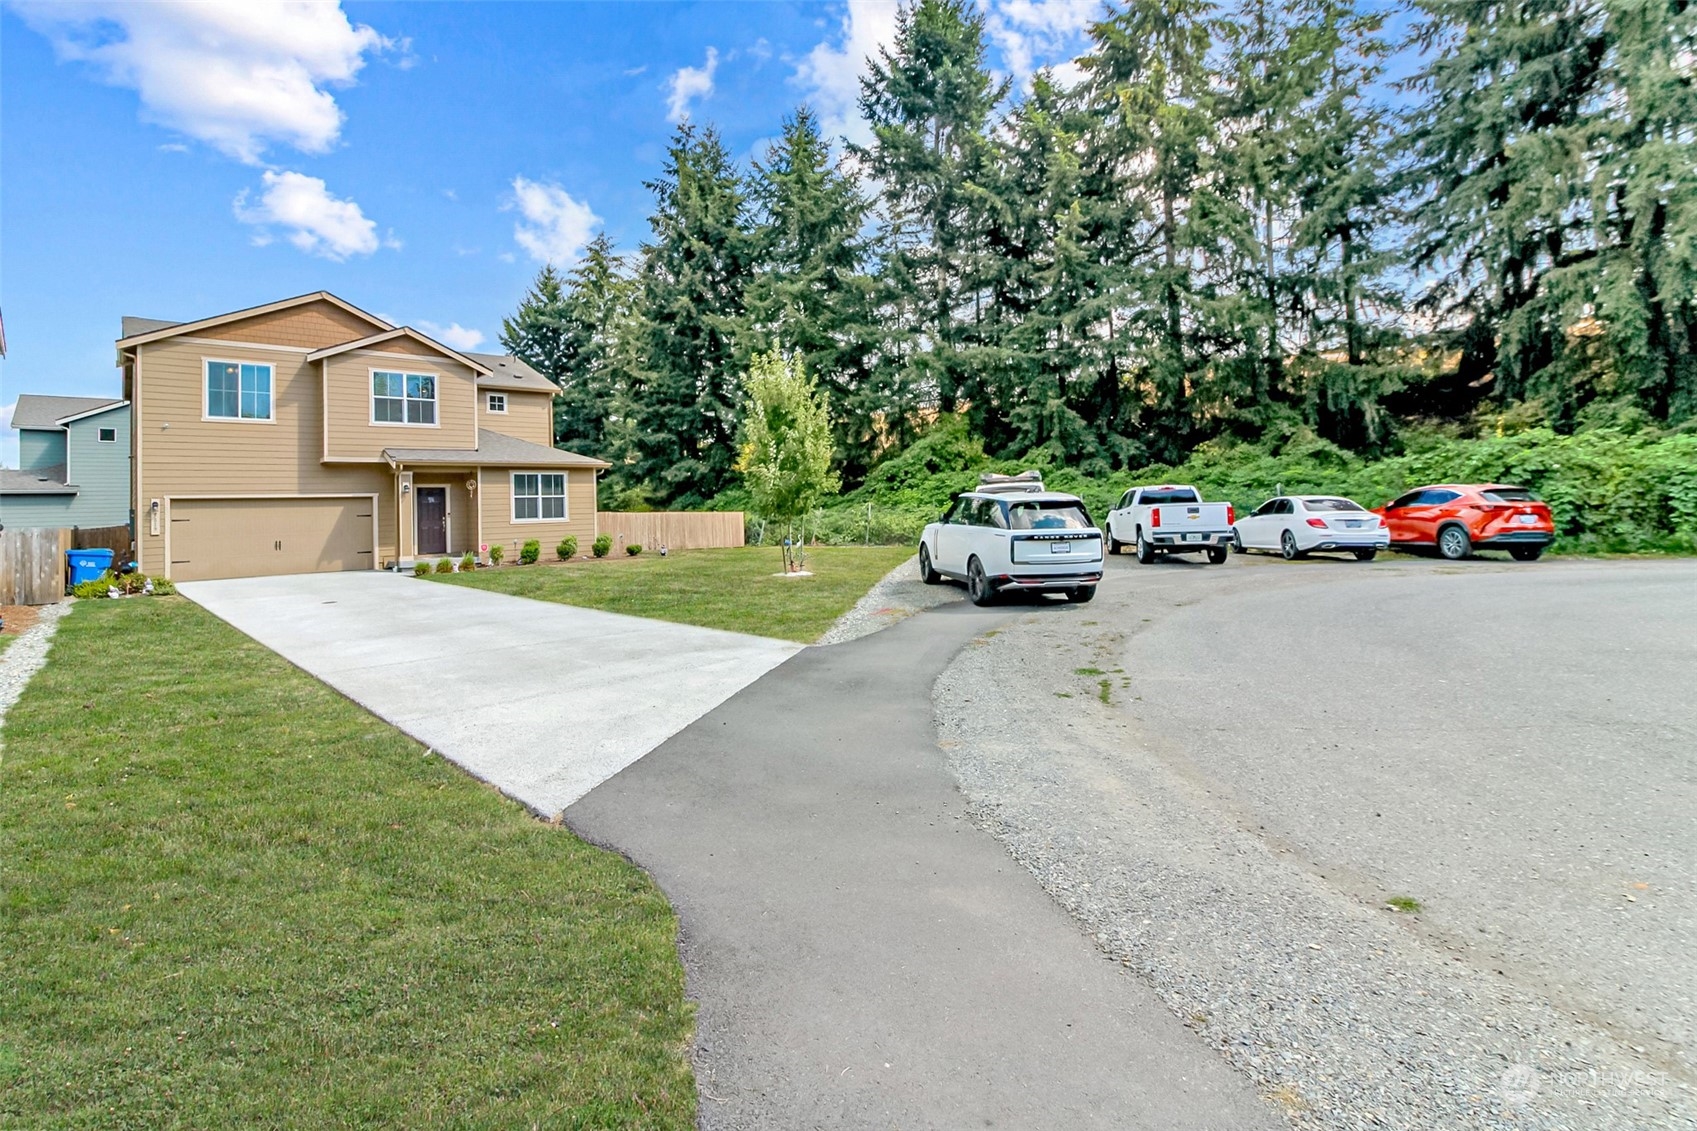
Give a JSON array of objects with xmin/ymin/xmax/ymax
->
[{"xmin": 180, "ymin": 570, "xmax": 800, "ymax": 815}]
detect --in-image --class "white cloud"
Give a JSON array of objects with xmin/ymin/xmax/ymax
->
[
  {"xmin": 13, "ymin": 0, "xmax": 391, "ymax": 164},
  {"xmin": 234, "ymin": 170, "xmax": 384, "ymax": 260},
  {"xmin": 986, "ymin": 0, "xmax": 1101, "ymax": 84},
  {"xmin": 508, "ymin": 176, "xmax": 600, "ymax": 267},
  {"xmin": 666, "ymin": 47, "xmax": 719, "ymax": 123},
  {"xmin": 414, "ymin": 321, "xmax": 486, "ymax": 352},
  {"xmin": 793, "ymin": 0, "xmax": 902, "ymax": 147}
]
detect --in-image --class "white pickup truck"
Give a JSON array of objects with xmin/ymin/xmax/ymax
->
[{"xmin": 1105, "ymin": 484, "xmax": 1235, "ymax": 564}]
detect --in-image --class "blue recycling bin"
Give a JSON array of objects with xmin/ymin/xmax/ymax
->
[{"xmin": 67, "ymin": 548, "xmax": 115, "ymax": 587}]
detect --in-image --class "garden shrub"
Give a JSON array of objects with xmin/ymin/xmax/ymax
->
[
  {"xmin": 592, "ymin": 534, "xmax": 612, "ymax": 558},
  {"xmin": 520, "ymin": 539, "xmax": 541, "ymax": 565},
  {"xmin": 626, "ymin": 543, "xmax": 643, "ymax": 556},
  {"xmin": 412, "ymin": 561, "xmax": 432, "ymax": 577},
  {"xmin": 434, "ymin": 558, "xmax": 455, "ymax": 574},
  {"xmin": 489, "ymin": 543, "xmax": 504, "ymax": 565},
  {"xmin": 460, "ymin": 552, "xmax": 476, "ymax": 571},
  {"xmin": 557, "ymin": 536, "xmax": 578, "ymax": 561}
]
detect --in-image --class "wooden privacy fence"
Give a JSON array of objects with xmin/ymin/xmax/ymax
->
[
  {"xmin": 597, "ymin": 511, "xmax": 745, "ymax": 551},
  {"xmin": 0, "ymin": 528, "xmax": 71, "ymax": 605},
  {"xmin": 70, "ymin": 524, "xmax": 133, "ymax": 562}
]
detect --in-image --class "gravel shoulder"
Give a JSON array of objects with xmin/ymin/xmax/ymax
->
[
  {"xmin": 0, "ymin": 601, "xmax": 71, "ymax": 747},
  {"xmin": 815, "ymin": 552, "xmax": 962, "ymax": 644},
  {"xmin": 935, "ymin": 555, "xmax": 1696, "ymax": 1130}
]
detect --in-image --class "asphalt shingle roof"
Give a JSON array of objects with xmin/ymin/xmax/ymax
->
[
  {"xmin": 465, "ymin": 352, "xmax": 558, "ymax": 393},
  {"xmin": 383, "ymin": 429, "xmax": 608, "ymax": 469},
  {"xmin": 11, "ymin": 395, "xmax": 124, "ymax": 430},
  {"xmin": 119, "ymin": 316, "xmax": 183, "ymax": 338},
  {"xmin": 0, "ymin": 465, "xmax": 76, "ymax": 495}
]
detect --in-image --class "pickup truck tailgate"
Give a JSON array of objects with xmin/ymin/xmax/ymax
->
[{"xmin": 1149, "ymin": 502, "xmax": 1232, "ymax": 530}]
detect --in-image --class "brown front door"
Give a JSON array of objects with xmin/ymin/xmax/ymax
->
[{"xmin": 416, "ymin": 487, "xmax": 448, "ymax": 556}]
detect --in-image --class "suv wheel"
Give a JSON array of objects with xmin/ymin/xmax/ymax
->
[
  {"xmin": 1509, "ymin": 545, "xmax": 1545, "ymax": 562},
  {"xmin": 1066, "ymin": 585, "xmax": 1096, "ymax": 603},
  {"xmin": 918, "ymin": 544, "xmax": 941, "ymax": 584},
  {"xmin": 1135, "ymin": 530, "xmax": 1156, "ymax": 564},
  {"xmin": 967, "ymin": 557, "xmax": 997, "ymax": 606},
  {"xmin": 1438, "ymin": 524, "xmax": 1472, "ymax": 560}
]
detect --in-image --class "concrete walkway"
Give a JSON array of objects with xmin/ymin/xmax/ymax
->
[
  {"xmin": 180, "ymin": 571, "xmax": 799, "ymax": 815},
  {"xmin": 567, "ymin": 602, "xmax": 1280, "ymax": 1130}
]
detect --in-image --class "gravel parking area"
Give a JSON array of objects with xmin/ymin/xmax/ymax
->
[
  {"xmin": 816, "ymin": 552, "xmax": 962, "ymax": 644},
  {"xmin": 935, "ymin": 554, "xmax": 1697, "ymax": 1130}
]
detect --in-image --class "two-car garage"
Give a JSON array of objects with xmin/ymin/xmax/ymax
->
[{"xmin": 167, "ymin": 496, "xmax": 375, "ymax": 582}]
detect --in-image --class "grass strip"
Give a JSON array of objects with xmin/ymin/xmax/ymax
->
[
  {"xmin": 437, "ymin": 545, "xmax": 914, "ymax": 642},
  {"xmin": 0, "ymin": 598, "xmax": 695, "ymax": 1129}
]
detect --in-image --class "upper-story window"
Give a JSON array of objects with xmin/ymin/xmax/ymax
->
[
  {"xmin": 97, "ymin": 427, "xmax": 117, "ymax": 443},
  {"xmin": 373, "ymin": 371, "xmax": 437, "ymax": 425},
  {"xmin": 487, "ymin": 393, "xmax": 507, "ymax": 413},
  {"xmin": 206, "ymin": 360, "xmax": 273, "ymax": 421}
]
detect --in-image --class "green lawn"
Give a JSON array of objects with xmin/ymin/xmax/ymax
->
[
  {"xmin": 1, "ymin": 598, "xmax": 695, "ymax": 1130},
  {"xmin": 437, "ymin": 545, "xmax": 915, "ymax": 642}
]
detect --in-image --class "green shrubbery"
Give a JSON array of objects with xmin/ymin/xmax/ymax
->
[
  {"xmin": 412, "ymin": 561, "xmax": 432, "ymax": 577},
  {"xmin": 519, "ymin": 539, "xmax": 541, "ymax": 565},
  {"xmin": 460, "ymin": 552, "xmax": 477, "ymax": 572},
  {"xmin": 73, "ymin": 572, "xmax": 178, "ymax": 598},
  {"xmin": 592, "ymin": 534, "xmax": 613, "ymax": 558},
  {"xmin": 488, "ymin": 543, "xmax": 504, "ymax": 565},
  {"xmin": 434, "ymin": 558, "xmax": 455, "ymax": 574},
  {"xmin": 556, "ymin": 536, "xmax": 578, "ymax": 561},
  {"xmin": 783, "ymin": 418, "xmax": 1697, "ymax": 554},
  {"xmin": 626, "ymin": 543, "xmax": 643, "ymax": 556}
]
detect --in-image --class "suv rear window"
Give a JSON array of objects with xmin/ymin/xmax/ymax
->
[
  {"xmin": 1139, "ymin": 488, "xmax": 1200, "ymax": 505},
  {"xmin": 1009, "ymin": 501, "xmax": 1092, "ymax": 530},
  {"xmin": 1302, "ymin": 497, "xmax": 1365, "ymax": 512},
  {"xmin": 1482, "ymin": 488, "xmax": 1540, "ymax": 503}
]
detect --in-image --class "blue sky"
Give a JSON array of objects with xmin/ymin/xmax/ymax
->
[{"xmin": 0, "ymin": 0, "xmax": 1104, "ymax": 466}]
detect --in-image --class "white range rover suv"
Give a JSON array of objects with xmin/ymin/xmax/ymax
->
[{"xmin": 917, "ymin": 472, "xmax": 1104, "ymax": 605}]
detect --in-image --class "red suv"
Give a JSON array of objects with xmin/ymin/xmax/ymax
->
[{"xmin": 1373, "ymin": 484, "xmax": 1555, "ymax": 561}]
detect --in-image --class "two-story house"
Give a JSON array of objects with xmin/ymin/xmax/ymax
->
[
  {"xmin": 116, "ymin": 291, "xmax": 607, "ymax": 581},
  {"xmin": 1, "ymin": 394, "xmax": 131, "ymax": 530}
]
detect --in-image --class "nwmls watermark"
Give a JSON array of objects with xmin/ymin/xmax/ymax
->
[{"xmin": 1498, "ymin": 1062, "xmax": 1673, "ymax": 1109}]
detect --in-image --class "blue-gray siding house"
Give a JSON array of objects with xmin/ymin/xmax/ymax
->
[{"xmin": 1, "ymin": 395, "xmax": 131, "ymax": 530}]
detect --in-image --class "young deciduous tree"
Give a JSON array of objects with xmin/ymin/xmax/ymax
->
[{"xmin": 736, "ymin": 348, "xmax": 840, "ymax": 572}]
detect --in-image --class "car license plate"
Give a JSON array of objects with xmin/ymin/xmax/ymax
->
[
  {"xmin": 1515, "ymin": 514, "xmax": 1538, "ymax": 525},
  {"xmin": 1050, "ymin": 541, "xmax": 1071, "ymax": 554},
  {"xmin": 1343, "ymin": 520, "xmax": 1361, "ymax": 528},
  {"xmin": 1185, "ymin": 533, "xmax": 1202, "ymax": 542}
]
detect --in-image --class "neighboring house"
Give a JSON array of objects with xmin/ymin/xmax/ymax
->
[
  {"xmin": 0, "ymin": 394, "xmax": 132, "ymax": 531},
  {"xmin": 115, "ymin": 292, "xmax": 608, "ymax": 581}
]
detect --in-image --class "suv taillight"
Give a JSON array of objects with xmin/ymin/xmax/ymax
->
[
  {"xmin": 1151, "ymin": 507, "xmax": 1161, "ymax": 527},
  {"xmin": 1227, "ymin": 504, "xmax": 1235, "ymax": 525}
]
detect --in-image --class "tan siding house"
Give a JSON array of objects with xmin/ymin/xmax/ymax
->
[{"xmin": 117, "ymin": 292, "xmax": 608, "ymax": 582}]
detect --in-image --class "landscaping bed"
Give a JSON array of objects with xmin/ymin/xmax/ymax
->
[
  {"xmin": 0, "ymin": 598, "xmax": 695, "ymax": 1129},
  {"xmin": 435, "ymin": 545, "xmax": 914, "ymax": 643}
]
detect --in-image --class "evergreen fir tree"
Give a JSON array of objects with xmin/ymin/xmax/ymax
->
[{"xmin": 625, "ymin": 123, "xmax": 753, "ymax": 506}]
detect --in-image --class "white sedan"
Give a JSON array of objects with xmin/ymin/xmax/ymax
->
[{"xmin": 1232, "ymin": 495, "xmax": 1390, "ymax": 560}]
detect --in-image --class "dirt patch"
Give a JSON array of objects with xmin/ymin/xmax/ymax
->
[{"xmin": 1, "ymin": 605, "xmax": 46, "ymax": 635}]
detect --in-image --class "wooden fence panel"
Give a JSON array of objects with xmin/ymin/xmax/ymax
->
[
  {"xmin": 0, "ymin": 527, "xmax": 72, "ymax": 605},
  {"xmin": 71, "ymin": 524, "xmax": 133, "ymax": 562},
  {"xmin": 596, "ymin": 511, "xmax": 745, "ymax": 551}
]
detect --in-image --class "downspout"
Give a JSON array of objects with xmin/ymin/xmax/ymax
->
[
  {"xmin": 475, "ymin": 466, "xmax": 484, "ymax": 562},
  {"xmin": 383, "ymin": 451, "xmax": 402, "ymax": 569}
]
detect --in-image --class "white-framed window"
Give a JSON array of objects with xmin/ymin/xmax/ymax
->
[
  {"xmin": 205, "ymin": 360, "xmax": 273, "ymax": 421},
  {"xmin": 512, "ymin": 472, "xmax": 566, "ymax": 521},
  {"xmin": 487, "ymin": 393, "xmax": 507, "ymax": 413},
  {"xmin": 372, "ymin": 370, "xmax": 437, "ymax": 425},
  {"xmin": 97, "ymin": 427, "xmax": 117, "ymax": 443}
]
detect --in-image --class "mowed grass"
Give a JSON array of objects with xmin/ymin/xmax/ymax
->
[
  {"xmin": 0, "ymin": 598, "xmax": 695, "ymax": 1130},
  {"xmin": 437, "ymin": 545, "xmax": 916, "ymax": 642}
]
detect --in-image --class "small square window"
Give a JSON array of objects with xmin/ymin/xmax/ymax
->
[
  {"xmin": 97, "ymin": 427, "xmax": 117, "ymax": 443},
  {"xmin": 488, "ymin": 393, "xmax": 507, "ymax": 413}
]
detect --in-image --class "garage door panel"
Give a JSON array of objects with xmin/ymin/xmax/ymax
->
[{"xmin": 170, "ymin": 498, "xmax": 373, "ymax": 581}]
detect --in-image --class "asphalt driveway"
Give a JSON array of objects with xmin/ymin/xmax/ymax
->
[
  {"xmin": 566, "ymin": 601, "xmax": 1281, "ymax": 1131},
  {"xmin": 180, "ymin": 570, "xmax": 799, "ymax": 815}
]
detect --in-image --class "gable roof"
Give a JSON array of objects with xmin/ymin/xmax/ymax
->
[
  {"xmin": 383, "ymin": 430, "xmax": 609, "ymax": 469},
  {"xmin": 116, "ymin": 291, "xmax": 392, "ymax": 348},
  {"xmin": 12, "ymin": 394, "xmax": 125, "ymax": 430},
  {"xmin": 305, "ymin": 327, "xmax": 492, "ymax": 374},
  {"xmin": 0, "ymin": 465, "xmax": 76, "ymax": 495},
  {"xmin": 120, "ymin": 316, "xmax": 182, "ymax": 338},
  {"xmin": 466, "ymin": 352, "xmax": 559, "ymax": 393}
]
